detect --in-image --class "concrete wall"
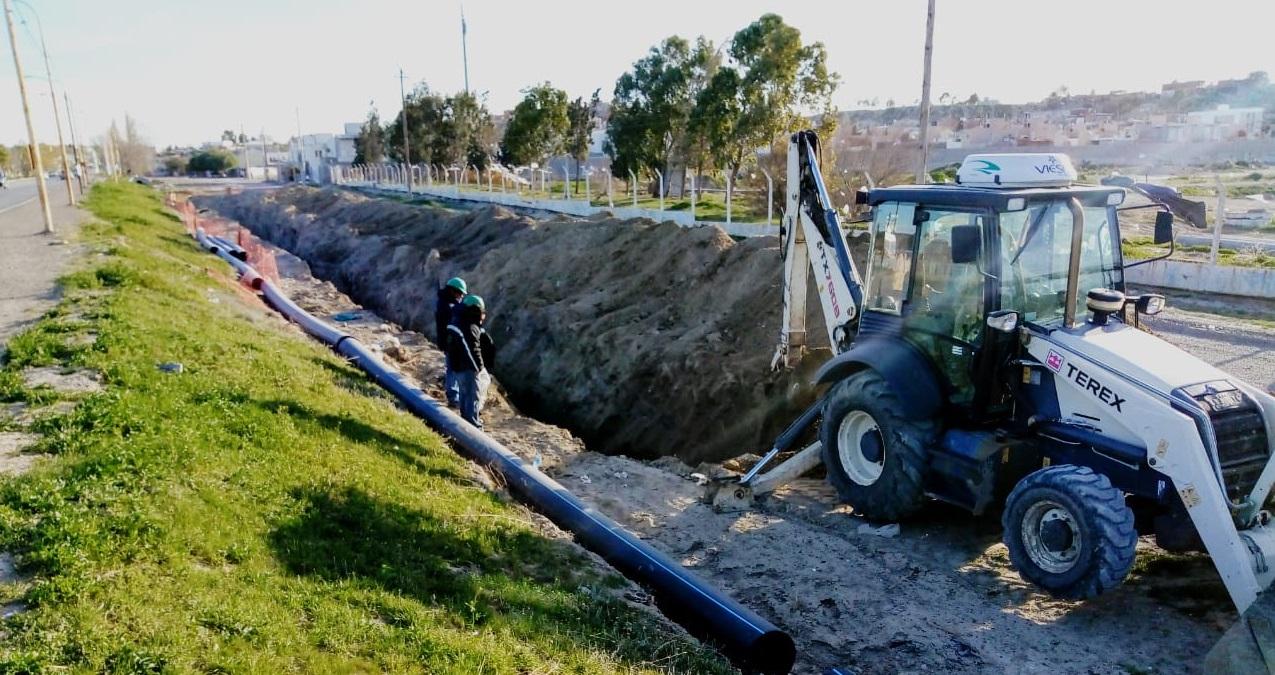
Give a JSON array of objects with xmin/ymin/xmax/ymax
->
[
  {"xmin": 1125, "ymin": 258, "xmax": 1275, "ymax": 299},
  {"xmin": 345, "ymin": 180, "xmax": 779, "ymax": 239}
]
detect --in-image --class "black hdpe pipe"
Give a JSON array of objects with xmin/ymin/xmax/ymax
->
[
  {"xmin": 209, "ymin": 234, "xmax": 248, "ymax": 261},
  {"xmin": 192, "ymin": 229, "xmax": 797, "ymax": 674}
]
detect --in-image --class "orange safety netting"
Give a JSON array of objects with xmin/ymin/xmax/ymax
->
[{"xmin": 167, "ymin": 192, "xmax": 279, "ymax": 283}]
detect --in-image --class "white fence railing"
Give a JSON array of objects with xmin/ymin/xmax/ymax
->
[{"xmin": 331, "ymin": 165, "xmax": 778, "ymax": 239}]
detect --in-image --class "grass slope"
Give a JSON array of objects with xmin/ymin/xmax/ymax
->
[{"xmin": 0, "ymin": 182, "xmax": 732, "ymax": 674}]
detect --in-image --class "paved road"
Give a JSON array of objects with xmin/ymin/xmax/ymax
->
[
  {"xmin": 0, "ymin": 178, "xmax": 39, "ymax": 214},
  {"xmin": 0, "ymin": 178, "xmax": 85, "ymax": 345}
]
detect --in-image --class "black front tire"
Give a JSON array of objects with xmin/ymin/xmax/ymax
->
[
  {"xmin": 820, "ymin": 370, "xmax": 936, "ymax": 521},
  {"xmin": 1002, "ymin": 464, "xmax": 1137, "ymax": 599}
]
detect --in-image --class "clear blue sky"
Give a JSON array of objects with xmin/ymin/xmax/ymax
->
[{"xmin": 1, "ymin": 0, "xmax": 1271, "ymax": 148}]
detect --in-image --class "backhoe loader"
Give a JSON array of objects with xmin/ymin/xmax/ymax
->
[{"xmin": 731, "ymin": 131, "xmax": 1275, "ymax": 670}]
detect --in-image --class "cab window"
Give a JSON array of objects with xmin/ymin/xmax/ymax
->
[{"xmin": 865, "ymin": 202, "xmax": 916, "ymax": 314}]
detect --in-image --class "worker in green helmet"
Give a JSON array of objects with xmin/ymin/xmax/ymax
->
[
  {"xmin": 436, "ymin": 277, "xmax": 467, "ymax": 407},
  {"xmin": 446, "ymin": 294, "xmax": 495, "ymax": 428}
]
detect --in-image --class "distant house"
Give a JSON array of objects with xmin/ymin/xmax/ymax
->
[
  {"xmin": 1185, "ymin": 105, "xmax": 1265, "ymax": 141},
  {"xmin": 1161, "ymin": 80, "xmax": 1205, "ymax": 95}
]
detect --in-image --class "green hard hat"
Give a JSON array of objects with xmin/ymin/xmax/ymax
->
[
  {"xmin": 463, "ymin": 294, "xmax": 485, "ymax": 311},
  {"xmin": 445, "ymin": 277, "xmax": 467, "ymax": 293}
]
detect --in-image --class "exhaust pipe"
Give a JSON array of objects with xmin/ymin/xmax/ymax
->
[{"xmin": 192, "ymin": 222, "xmax": 797, "ymax": 674}]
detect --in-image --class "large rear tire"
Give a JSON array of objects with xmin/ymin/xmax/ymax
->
[
  {"xmin": 1002, "ymin": 465, "xmax": 1137, "ymax": 599},
  {"xmin": 820, "ymin": 370, "xmax": 935, "ymax": 521}
]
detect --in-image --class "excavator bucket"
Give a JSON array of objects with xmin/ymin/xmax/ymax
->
[{"xmin": 1205, "ymin": 592, "xmax": 1275, "ymax": 674}]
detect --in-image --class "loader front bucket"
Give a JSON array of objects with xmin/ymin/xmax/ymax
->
[{"xmin": 1205, "ymin": 592, "xmax": 1275, "ymax": 673}]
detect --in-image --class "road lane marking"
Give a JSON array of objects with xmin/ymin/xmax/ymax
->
[{"xmin": 0, "ymin": 197, "xmax": 37, "ymax": 216}]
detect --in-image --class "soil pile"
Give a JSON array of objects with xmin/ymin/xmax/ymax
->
[{"xmin": 199, "ymin": 186, "xmax": 828, "ymax": 462}]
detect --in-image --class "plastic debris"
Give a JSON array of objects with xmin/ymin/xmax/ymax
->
[
  {"xmin": 857, "ymin": 522, "xmax": 900, "ymax": 538},
  {"xmin": 157, "ymin": 362, "xmax": 184, "ymax": 374},
  {"xmin": 332, "ymin": 311, "xmax": 361, "ymax": 322}
]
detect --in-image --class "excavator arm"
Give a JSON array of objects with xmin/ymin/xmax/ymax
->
[{"xmin": 772, "ymin": 130, "xmax": 866, "ymax": 369}]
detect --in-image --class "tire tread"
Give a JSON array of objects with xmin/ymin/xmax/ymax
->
[
  {"xmin": 821, "ymin": 371, "xmax": 936, "ymax": 521},
  {"xmin": 1002, "ymin": 465, "xmax": 1137, "ymax": 599}
]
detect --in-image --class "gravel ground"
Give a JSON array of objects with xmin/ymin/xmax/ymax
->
[{"xmin": 1138, "ymin": 299, "xmax": 1275, "ymax": 394}]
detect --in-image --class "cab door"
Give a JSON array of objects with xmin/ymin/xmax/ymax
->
[{"xmin": 900, "ymin": 207, "xmax": 990, "ymax": 407}]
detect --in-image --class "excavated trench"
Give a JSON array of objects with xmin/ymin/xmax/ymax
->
[{"xmin": 197, "ymin": 186, "xmax": 833, "ymax": 463}]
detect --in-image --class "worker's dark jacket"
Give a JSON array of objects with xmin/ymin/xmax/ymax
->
[
  {"xmin": 435, "ymin": 288, "xmax": 460, "ymax": 344},
  {"xmin": 446, "ymin": 306, "xmax": 494, "ymax": 373}
]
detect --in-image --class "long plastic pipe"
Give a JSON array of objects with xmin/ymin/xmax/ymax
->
[{"xmin": 192, "ymin": 226, "xmax": 797, "ymax": 674}]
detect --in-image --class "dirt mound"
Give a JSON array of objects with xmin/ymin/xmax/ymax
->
[{"xmin": 199, "ymin": 186, "xmax": 825, "ymax": 462}]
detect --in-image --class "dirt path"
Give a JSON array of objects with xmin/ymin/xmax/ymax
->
[{"xmin": 254, "ymin": 238, "xmax": 1226, "ymax": 675}]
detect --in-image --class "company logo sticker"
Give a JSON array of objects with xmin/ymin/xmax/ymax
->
[
  {"xmin": 1045, "ymin": 349, "xmax": 1064, "ymax": 372},
  {"xmin": 1035, "ymin": 155, "xmax": 1068, "ymax": 175},
  {"xmin": 972, "ymin": 159, "xmax": 1001, "ymax": 175}
]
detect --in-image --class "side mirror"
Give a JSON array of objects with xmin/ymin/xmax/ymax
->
[
  {"xmin": 951, "ymin": 225, "xmax": 982, "ymax": 264},
  {"xmin": 986, "ymin": 310, "xmax": 1019, "ymax": 333},
  {"xmin": 1154, "ymin": 211, "xmax": 1174, "ymax": 245}
]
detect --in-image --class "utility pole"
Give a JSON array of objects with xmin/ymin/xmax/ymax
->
[
  {"xmin": 64, "ymin": 92, "xmax": 83, "ymax": 193},
  {"xmin": 260, "ymin": 128, "xmax": 268, "ymax": 182},
  {"xmin": 399, "ymin": 67, "xmax": 412, "ymax": 192},
  {"xmin": 460, "ymin": 4, "xmax": 470, "ymax": 94},
  {"xmin": 240, "ymin": 124, "xmax": 248, "ymax": 178},
  {"xmin": 915, "ymin": 0, "xmax": 936, "ymax": 184},
  {"xmin": 19, "ymin": 1, "xmax": 73, "ymax": 204},
  {"xmin": 1211, "ymin": 175, "xmax": 1225, "ymax": 265},
  {"xmin": 3, "ymin": 0, "xmax": 53, "ymax": 232}
]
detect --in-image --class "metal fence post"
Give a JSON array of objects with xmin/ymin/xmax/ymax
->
[
  {"xmin": 689, "ymin": 174, "xmax": 696, "ymax": 222},
  {"xmin": 725, "ymin": 171, "xmax": 732, "ymax": 224},
  {"xmin": 760, "ymin": 168, "xmax": 773, "ymax": 226},
  {"xmin": 655, "ymin": 168, "xmax": 664, "ymax": 212}
]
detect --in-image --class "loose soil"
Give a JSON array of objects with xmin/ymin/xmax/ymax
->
[{"xmin": 197, "ymin": 187, "xmax": 1234, "ymax": 674}]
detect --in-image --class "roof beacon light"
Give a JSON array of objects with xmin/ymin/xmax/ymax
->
[{"xmin": 956, "ymin": 153, "xmax": 1078, "ymax": 189}]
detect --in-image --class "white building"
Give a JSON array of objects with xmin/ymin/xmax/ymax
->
[
  {"xmin": 336, "ymin": 123, "xmax": 359, "ymax": 164},
  {"xmin": 290, "ymin": 123, "xmax": 362, "ymax": 183},
  {"xmin": 1185, "ymin": 105, "xmax": 1264, "ymax": 141}
]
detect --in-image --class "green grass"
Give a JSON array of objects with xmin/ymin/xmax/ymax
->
[{"xmin": 0, "ymin": 182, "xmax": 733, "ymax": 673}]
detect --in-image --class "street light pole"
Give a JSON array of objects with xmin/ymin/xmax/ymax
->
[
  {"xmin": 17, "ymin": 0, "xmax": 73, "ymax": 205},
  {"xmin": 3, "ymin": 0, "xmax": 53, "ymax": 232},
  {"xmin": 64, "ymin": 92, "xmax": 84, "ymax": 193}
]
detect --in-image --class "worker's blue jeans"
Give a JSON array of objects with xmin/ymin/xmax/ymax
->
[
  {"xmin": 455, "ymin": 370, "xmax": 487, "ymax": 428},
  {"xmin": 443, "ymin": 355, "xmax": 460, "ymax": 407}
]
